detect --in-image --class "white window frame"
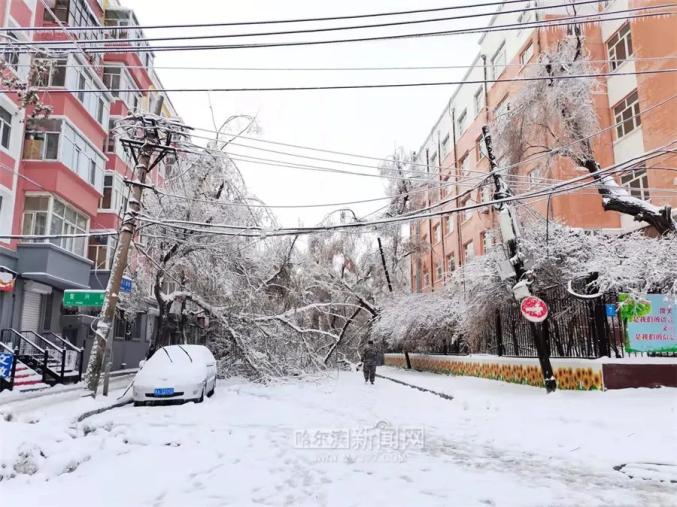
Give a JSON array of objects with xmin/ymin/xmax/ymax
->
[
  {"xmin": 464, "ymin": 240, "xmax": 475, "ymax": 261},
  {"xmin": 433, "ymin": 223, "xmax": 441, "ymax": 244},
  {"xmin": 460, "ymin": 152, "xmax": 471, "ymax": 175},
  {"xmin": 473, "ymin": 87, "xmax": 485, "ymax": 116},
  {"xmin": 520, "ymin": 42, "xmax": 534, "ymax": 67},
  {"xmin": 68, "ymin": 63, "xmax": 110, "ymax": 126},
  {"xmin": 23, "ymin": 118, "xmax": 106, "ymax": 191},
  {"xmin": 620, "ymin": 164, "xmax": 650, "ymax": 201},
  {"xmin": 456, "ymin": 109, "xmax": 467, "ymax": 135},
  {"xmin": 607, "ymin": 22, "xmax": 633, "ymax": 71},
  {"xmin": 88, "ymin": 232, "xmax": 116, "ymax": 270},
  {"xmin": 444, "ymin": 214, "xmax": 454, "ymax": 235},
  {"xmin": 446, "ymin": 253, "xmax": 455, "ymax": 273},
  {"xmin": 435, "ymin": 262, "xmax": 443, "ymax": 283},
  {"xmin": 613, "ymin": 90, "xmax": 641, "ymax": 140},
  {"xmin": 491, "ymin": 43, "xmax": 506, "ymax": 81},
  {"xmin": 99, "ymin": 171, "xmax": 127, "ymax": 212},
  {"xmin": 441, "ymin": 134, "xmax": 450, "ymax": 158},
  {"xmin": 21, "ymin": 193, "xmax": 89, "ymax": 257},
  {"xmin": 0, "ymin": 106, "xmax": 13, "ymax": 152},
  {"xmin": 103, "ymin": 65, "xmax": 141, "ymax": 111}
]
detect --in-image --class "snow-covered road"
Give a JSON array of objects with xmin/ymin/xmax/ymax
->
[{"xmin": 1, "ymin": 368, "xmax": 676, "ymax": 506}]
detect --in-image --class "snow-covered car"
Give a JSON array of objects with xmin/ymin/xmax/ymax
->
[{"xmin": 132, "ymin": 345, "xmax": 217, "ymax": 406}]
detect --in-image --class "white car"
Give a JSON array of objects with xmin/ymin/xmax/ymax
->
[{"xmin": 132, "ymin": 345, "xmax": 217, "ymax": 406}]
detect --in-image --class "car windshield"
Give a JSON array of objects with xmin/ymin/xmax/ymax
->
[{"xmin": 142, "ymin": 346, "xmax": 206, "ymax": 377}]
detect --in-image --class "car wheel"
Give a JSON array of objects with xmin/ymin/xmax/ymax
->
[
  {"xmin": 134, "ymin": 401, "xmax": 145, "ymax": 407},
  {"xmin": 207, "ymin": 381, "xmax": 215, "ymax": 397}
]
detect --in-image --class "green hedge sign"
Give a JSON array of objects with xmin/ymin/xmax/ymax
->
[
  {"xmin": 620, "ymin": 294, "xmax": 677, "ymax": 353},
  {"xmin": 63, "ymin": 290, "xmax": 105, "ymax": 308}
]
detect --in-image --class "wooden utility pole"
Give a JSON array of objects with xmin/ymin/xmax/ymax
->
[
  {"xmin": 482, "ymin": 125, "xmax": 556, "ymax": 393},
  {"xmin": 85, "ymin": 96, "xmax": 166, "ymax": 396}
]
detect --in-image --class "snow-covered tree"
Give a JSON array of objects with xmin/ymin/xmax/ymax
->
[{"xmin": 492, "ymin": 32, "xmax": 676, "ymax": 234}]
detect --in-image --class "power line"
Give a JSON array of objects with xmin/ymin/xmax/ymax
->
[
  {"xmin": 133, "ymin": 147, "xmax": 671, "ymax": 236},
  {"xmin": 0, "ymin": 0, "xmax": 612, "ymax": 32},
  {"xmin": 17, "ymin": 68, "xmax": 677, "ymax": 94},
  {"xmin": 16, "ymin": 56, "xmax": 677, "ymax": 73},
  {"xmin": 4, "ymin": 157, "xmax": 672, "ymax": 242},
  {"xmin": 172, "ymin": 95, "xmax": 673, "ymax": 179},
  {"xmin": 187, "ymin": 92, "xmax": 677, "ymax": 176},
  {"xmin": 3, "ymin": 0, "xmax": 640, "ymax": 47},
  {"xmin": 5, "ymin": 9, "xmax": 671, "ymax": 54}
]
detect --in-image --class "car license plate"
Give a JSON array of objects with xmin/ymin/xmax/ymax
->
[{"xmin": 154, "ymin": 387, "xmax": 175, "ymax": 396}]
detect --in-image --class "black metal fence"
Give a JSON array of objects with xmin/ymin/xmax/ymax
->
[{"xmin": 476, "ymin": 286, "xmax": 674, "ymax": 359}]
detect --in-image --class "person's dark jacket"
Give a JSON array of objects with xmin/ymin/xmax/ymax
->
[{"xmin": 361, "ymin": 344, "xmax": 379, "ymax": 367}]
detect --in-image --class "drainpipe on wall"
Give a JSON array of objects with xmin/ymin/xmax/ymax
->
[
  {"xmin": 450, "ymin": 108, "xmax": 465, "ymax": 297},
  {"xmin": 437, "ymin": 131, "xmax": 447, "ymax": 287},
  {"xmin": 427, "ymin": 142, "xmax": 435, "ymax": 293}
]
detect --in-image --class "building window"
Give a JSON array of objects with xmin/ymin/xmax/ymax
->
[
  {"xmin": 100, "ymin": 173, "xmax": 127, "ymax": 211},
  {"xmin": 435, "ymin": 262, "xmax": 443, "ymax": 283},
  {"xmin": 446, "ymin": 253, "xmax": 455, "ymax": 273},
  {"xmin": 456, "ymin": 109, "xmax": 467, "ymax": 135},
  {"xmin": 88, "ymin": 234, "xmax": 114, "ymax": 269},
  {"xmin": 22, "ymin": 195, "xmax": 88, "ymax": 256},
  {"xmin": 474, "ymin": 87, "xmax": 485, "ymax": 116},
  {"xmin": 103, "ymin": 66, "xmax": 140, "ymax": 110},
  {"xmin": 613, "ymin": 90, "xmax": 641, "ymax": 139},
  {"xmin": 0, "ymin": 106, "xmax": 12, "ymax": 150},
  {"xmin": 481, "ymin": 231, "xmax": 495, "ymax": 254},
  {"xmin": 43, "ymin": 0, "xmax": 70, "ymax": 23},
  {"xmin": 423, "ymin": 270, "xmax": 430, "ymax": 287},
  {"xmin": 33, "ymin": 57, "xmax": 67, "ymax": 87},
  {"xmin": 461, "ymin": 195, "xmax": 474, "ymax": 222},
  {"xmin": 460, "ymin": 152, "xmax": 471, "ymax": 175},
  {"xmin": 429, "ymin": 151, "xmax": 438, "ymax": 171},
  {"xmin": 2, "ymin": 31, "xmax": 21, "ymax": 72},
  {"xmin": 494, "ymin": 95, "xmax": 509, "ymax": 119},
  {"xmin": 71, "ymin": 68, "xmax": 108, "ymax": 125},
  {"xmin": 433, "ymin": 224, "xmax": 441, "ymax": 243},
  {"xmin": 476, "ymin": 135, "xmax": 487, "ymax": 161},
  {"xmin": 490, "ymin": 44, "xmax": 506, "ymax": 80},
  {"xmin": 24, "ymin": 119, "xmax": 105, "ymax": 190},
  {"xmin": 441, "ymin": 134, "xmax": 450, "ymax": 158},
  {"xmin": 464, "ymin": 241, "xmax": 475, "ymax": 261},
  {"xmin": 444, "ymin": 214, "xmax": 454, "ymax": 235},
  {"xmin": 520, "ymin": 42, "xmax": 534, "ymax": 66},
  {"xmin": 23, "ymin": 119, "xmax": 61, "ymax": 160},
  {"xmin": 607, "ymin": 23, "xmax": 633, "ymax": 71},
  {"xmin": 620, "ymin": 164, "xmax": 650, "ymax": 200}
]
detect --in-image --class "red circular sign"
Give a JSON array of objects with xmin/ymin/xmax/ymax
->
[{"xmin": 520, "ymin": 296, "xmax": 549, "ymax": 323}]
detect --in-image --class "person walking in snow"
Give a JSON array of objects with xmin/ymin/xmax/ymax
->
[{"xmin": 360, "ymin": 340, "xmax": 378, "ymax": 384}]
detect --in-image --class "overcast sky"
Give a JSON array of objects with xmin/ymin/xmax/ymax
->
[{"xmin": 123, "ymin": 0, "xmax": 492, "ymax": 227}]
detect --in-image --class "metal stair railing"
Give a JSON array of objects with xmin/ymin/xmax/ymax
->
[
  {"xmin": 22, "ymin": 331, "xmax": 66, "ymax": 383},
  {"xmin": 0, "ymin": 329, "xmax": 48, "ymax": 383},
  {"xmin": 0, "ymin": 341, "xmax": 19, "ymax": 392},
  {"xmin": 42, "ymin": 331, "xmax": 84, "ymax": 383}
]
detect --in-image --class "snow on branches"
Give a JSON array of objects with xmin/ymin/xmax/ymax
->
[{"xmin": 492, "ymin": 34, "xmax": 676, "ymax": 234}]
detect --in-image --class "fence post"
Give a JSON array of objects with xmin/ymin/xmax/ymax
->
[
  {"xmin": 593, "ymin": 298, "xmax": 610, "ymax": 357},
  {"xmin": 495, "ymin": 310, "xmax": 504, "ymax": 356},
  {"xmin": 9, "ymin": 348, "xmax": 18, "ymax": 391}
]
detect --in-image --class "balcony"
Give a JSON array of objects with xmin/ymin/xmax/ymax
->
[{"xmin": 17, "ymin": 243, "xmax": 92, "ymax": 290}]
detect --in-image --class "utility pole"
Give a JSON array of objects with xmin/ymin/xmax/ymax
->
[
  {"xmin": 482, "ymin": 125, "xmax": 556, "ymax": 393},
  {"xmin": 377, "ymin": 237, "xmax": 393, "ymax": 293},
  {"xmin": 85, "ymin": 96, "xmax": 168, "ymax": 396}
]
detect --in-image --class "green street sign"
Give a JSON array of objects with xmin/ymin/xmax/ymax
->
[{"xmin": 63, "ymin": 290, "xmax": 106, "ymax": 308}]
